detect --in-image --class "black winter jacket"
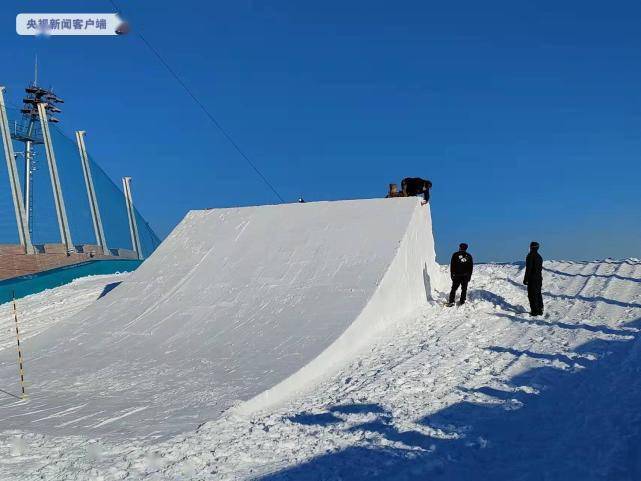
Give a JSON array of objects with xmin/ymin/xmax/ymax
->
[
  {"xmin": 524, "ymin": 251, "xmax": 543, "ymax": 283},
  {"xmin": 450, "ymin": 251, "xmax": 473, "ymax": 279}
]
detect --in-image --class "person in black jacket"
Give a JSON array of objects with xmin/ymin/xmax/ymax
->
[
  {"xmin": 447, "ymin": 243, "xmax": 473, "ymax": 306},
  {"xmin": 524, "ymin": 241, "xmax": 544, "ymax": 316},
  {"xmin": 401, "ymin": 177, "xmax": 432, "ymax": 203}
]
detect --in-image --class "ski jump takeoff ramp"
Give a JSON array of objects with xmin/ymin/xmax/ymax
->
[{"xmin": 0, "ymin": 198, "xmax": 442, "ymax": 439}]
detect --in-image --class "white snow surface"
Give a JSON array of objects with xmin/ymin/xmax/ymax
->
[
  {"xmin": 0, "ymin": 258, "xmax": 639, "ymax": 480},
  {"xmin": 0, "ymin": 198, "xmax": 441, "ymax": 440},
  {"xmin": 0, "ymin": 199, "xmax": 640, "ymax": 480},
  {"xmin": 0, "ymin": 274, "xmax": 128, "ymax": 353}
]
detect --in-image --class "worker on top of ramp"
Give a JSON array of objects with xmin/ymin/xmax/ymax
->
[{"xmin": 401, "ymin": 177, "xmax": 432, "ymax": 204}]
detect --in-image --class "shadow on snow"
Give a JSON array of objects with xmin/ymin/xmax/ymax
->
[
  {"xmin": 98, "ymin": 281, "xmax": 122, "ymax": 299},
  {"xmin": 260, "ymin": 317, "xmax": 641, "ymax": 480},
  {"xmin": 258, "ymin": 284, "xmax": 641, "ymax": 480},
  {"xmin": 543, "ymin": 267, "xmax": 641, "ymax": 284}
]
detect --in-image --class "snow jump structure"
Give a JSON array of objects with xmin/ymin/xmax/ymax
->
[{"xmin": 0, "ymin": 198, "xmax": 442, "ymax": 438}]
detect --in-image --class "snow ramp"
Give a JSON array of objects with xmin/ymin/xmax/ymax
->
[{"xmin": 0, "ymin": 198, "xmax": 441, "ymax": 438}]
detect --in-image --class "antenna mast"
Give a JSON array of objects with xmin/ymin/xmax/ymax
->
[{"xmin": 10, "ymin": 76, "xmax": 64, "ymax": 237}]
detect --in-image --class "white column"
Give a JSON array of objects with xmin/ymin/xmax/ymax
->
[
  {"xmin": 23, "ymin": 118, "xmax": 36, "ymax": 234},
  {"xmin": 122, "ymin": 176, "xmax": 143, "ymax": 260},
  {"xmin": 0, "ymin": 87, "xmax": 34, "ymax": 254},
  {"xmin": 24, "ymin": 140, "xmax": 32, "ymax": 227},
  {"xmin": 37, "ymin": 102, "xmax": 74, "ymax": 253},
  {"xmin": 76, "ymin": 131, "xmax": 109, "ymax": 255}
]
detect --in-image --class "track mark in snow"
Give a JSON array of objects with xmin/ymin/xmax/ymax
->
[
  {"xmin": 55, "ymin": 411, "xmax": 106, "ymax": 428},
  {"xmin": 32, "ymin": 404, "xmax": 88, "ymax": 422},
  {"xmin": 92, "ymin": 406, "xmax": 149, "ymax": 428}
]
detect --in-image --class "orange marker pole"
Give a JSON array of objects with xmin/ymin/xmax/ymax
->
[{"xmin": 11, "ymin": 292, "xmax": 27, "ymax": 399}]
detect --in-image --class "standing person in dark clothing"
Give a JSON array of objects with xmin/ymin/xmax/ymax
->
[
  {"xmin": 524, "ymin": 241, "xmax": 544, "ymax": 316},
  {"xmin": 447, "ymin": 243, "xmax": 473, "ymax": 307},
  {"xmin": 401, "ymin": 177, "xmax": 432, "ymax": 204}
]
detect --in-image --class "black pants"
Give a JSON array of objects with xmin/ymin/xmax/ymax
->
[
  {"xmin": 449, "ymin": 276, "xmax": 469, "ymax": 304},
  {"xmin": 527, "ymin": 279, "xmax": 544, "ymax": 314}
]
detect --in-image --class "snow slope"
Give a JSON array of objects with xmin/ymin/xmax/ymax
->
[
  {"xmin": 0, "ymin": 198, "xmax": 441, "ymax": 439},
  {"xmin": 1, "ymin": 259, "xmax": 639, "ymax": 480},
  {"xmin": 0, "ymin": 273, "xmax": 128, "ymax": 352}
]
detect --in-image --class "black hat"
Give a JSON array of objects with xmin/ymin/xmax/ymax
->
[
  {"xmin": 459, "ymin": 243, "xmax": 468, "ymax": 251},
  {"xmin": 530, "ymin": 241, "xmax": 540, "ymax": 249}
]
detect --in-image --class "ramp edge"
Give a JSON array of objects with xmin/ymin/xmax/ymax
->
[{"xmin": 236, "ymin": 200, "xmax": 442, "ymax": 416}]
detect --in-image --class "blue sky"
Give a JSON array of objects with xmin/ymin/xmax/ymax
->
[{"xmin": 1, "ymin": 1, "xmax": 639, "ymax": 262}]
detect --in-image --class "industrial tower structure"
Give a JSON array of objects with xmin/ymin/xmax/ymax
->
[
  {"xmin": 1, "ymin": 79, "xmax": 153, "ymax": 272},
  {"xmin": 11, "ymin": 83, "xmax": 64, "ymax": 238}
]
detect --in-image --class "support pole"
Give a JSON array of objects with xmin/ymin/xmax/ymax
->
[
  {"xmin": 24, "ymin": 140, "xmax": 32, "ymax": 227},
  {"xmin": 24, "ymin": 118, "xmax": 36, "ymax": 235},
  {"xmin": 0, "ymin": 87, "xmax": 34, "ymax": 254},
  {"xmin": 76, "ymin": 131, "xmax": 109, "ymax": 255},
  {"xmin": 37, "ymin": 102, "xmax": 74, "ymax": 253},
  {"xmin": 122, "ymin": 176, "xmax": 143, "ymax": 260}
]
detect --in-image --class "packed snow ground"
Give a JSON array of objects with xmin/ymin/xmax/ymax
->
[{"xmin": 1, "ymin": 259, "xmax": 640, "ymax": 480}]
